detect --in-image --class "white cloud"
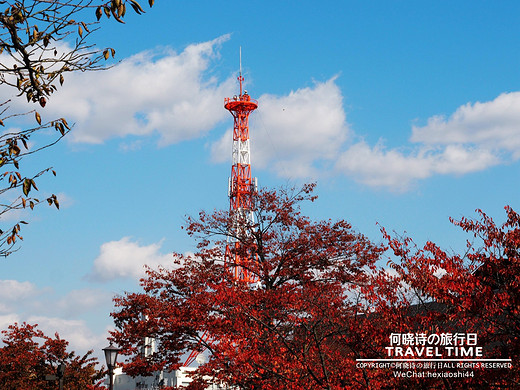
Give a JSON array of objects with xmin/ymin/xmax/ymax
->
[
  {"xmin": 335, "ymin": 92, "xmax": 520, "ymax": 191},
  {"xmin": 0, "ymin": 280, "xmax": 39, "ymax": 313},
  {"xmin": 54, "ymin": 288, "xmax": 113, "ymax": 317},
  {"xmin": 432, "ymin": 144, "xmax": 499, "ymax": 175},
  {"xmin": 44, "ymin": 35, "xmax": 235, "ymax": 145},
  {"xmin": 0, "ymin": 279, "xmax": 37, "ymax": 300},
  {"xmin": 0, "ymin": 312, "xmax": 108, "ymax": 363},
  {"xmin": 0, "ymin": 280, "xmax": 113, "ymax": 322},
  {"xmin": 26, "ymin": 315, "xmax": 106, "ymax": 354},
  {"xmin": 211, "ymin": 77, "xmax": 350, "ymax": 178},
  {"xmin": 411, "ymin": 92, "xmax": 520, "ymax": 158},
  {"xmin": 88, "ymin": 237, "xmax": 173, "ymax": 282},
  {"xmin": 336, "ymin": 141, "xmax": 500, "ymax": 191},
  {"xmin": 0, "ymin": 281, "xmax": 117, "ymax": 362},
  {"xmin": 0, "ymin": 314, "xmax": 21, "ymax": 330},
  {"xmin": 336, "ymin": 142, "xmax": 433, "ymax": 190},
  {"xmin": 0, "ymin": 283, "xmax": 114, "ymax": 361}
]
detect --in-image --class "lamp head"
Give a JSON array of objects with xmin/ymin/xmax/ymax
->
[{"xmin": 103, "ymin": 343, "xmax": 121, "ymax": 368}]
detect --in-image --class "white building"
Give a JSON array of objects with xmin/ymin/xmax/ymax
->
[
  {"xmin": 111, "ymin": 366, "xmax": 194, "ymax": 389},
  {"xmin": 110, "ymin": 366, "xmax": 228, "ymax": 389},
  {"xmin": 108, "ymin": 336, "xmax": 227, "ymax": 388}
]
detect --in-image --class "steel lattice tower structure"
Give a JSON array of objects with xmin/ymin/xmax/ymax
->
[
  {"xmin": 183, "ymin": 64, "xmax": 258, "ymax": 367},
  {"xmin": 224, "ymin": 69, "xmax": 258, "ymax": 283}
]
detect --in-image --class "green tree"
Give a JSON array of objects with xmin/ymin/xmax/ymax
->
[{"xmin": 0, "ymin": 0, "xmax": 156, "ymax": 256}]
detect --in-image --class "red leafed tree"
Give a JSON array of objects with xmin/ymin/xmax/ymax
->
[
  {"xmin": 0, "ymin": 322, "xmax": 104, "ymax": 390},
  {"xmin": 382, "ymin": 206, "xmax": 520, "ymax": 388},
  {"xmin": 112, "ymin": 184, "xmax": 387, "ymax": 389}
]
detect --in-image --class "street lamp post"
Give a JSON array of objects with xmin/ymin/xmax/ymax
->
[
  {"xmin": 44, "ymin": 362, "xmax": 65, "ymax": 389},
  {"xmin": 103, "ymin": 343, "xmax": 121, "ymax": 390}
]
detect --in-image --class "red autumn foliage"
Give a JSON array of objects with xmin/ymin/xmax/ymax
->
[
  {"xmin": 380, "ymin": 206, "xmax": 520, "ymax": 388},
  {"xmin": 112, "ymin": 184, "xmax": 520, "ymax": 389},
  {"xmin": 112, "ymin": 184, "xmax": 386, "ymax": 389},
  {"xmin": 0, "ymin": 322, "xmax": 104, "ymax": 390}
]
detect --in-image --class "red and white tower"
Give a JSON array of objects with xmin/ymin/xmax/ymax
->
[
  {"xmin": 183, "ymin": 59, "xmax": 258, "ymax": 367},
  {"xmin": 224, "ymin": 63, "xmax": 258, "ymax": 283}
]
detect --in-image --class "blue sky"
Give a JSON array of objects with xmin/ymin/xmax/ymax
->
[{"xmin": 0, "ymin": 0, "xmax": 519, "ymax": 363}]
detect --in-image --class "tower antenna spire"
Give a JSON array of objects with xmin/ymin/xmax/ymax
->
[{"xmin": 238, "ymin": 46, "xmax": 244, "ymax": 96}]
